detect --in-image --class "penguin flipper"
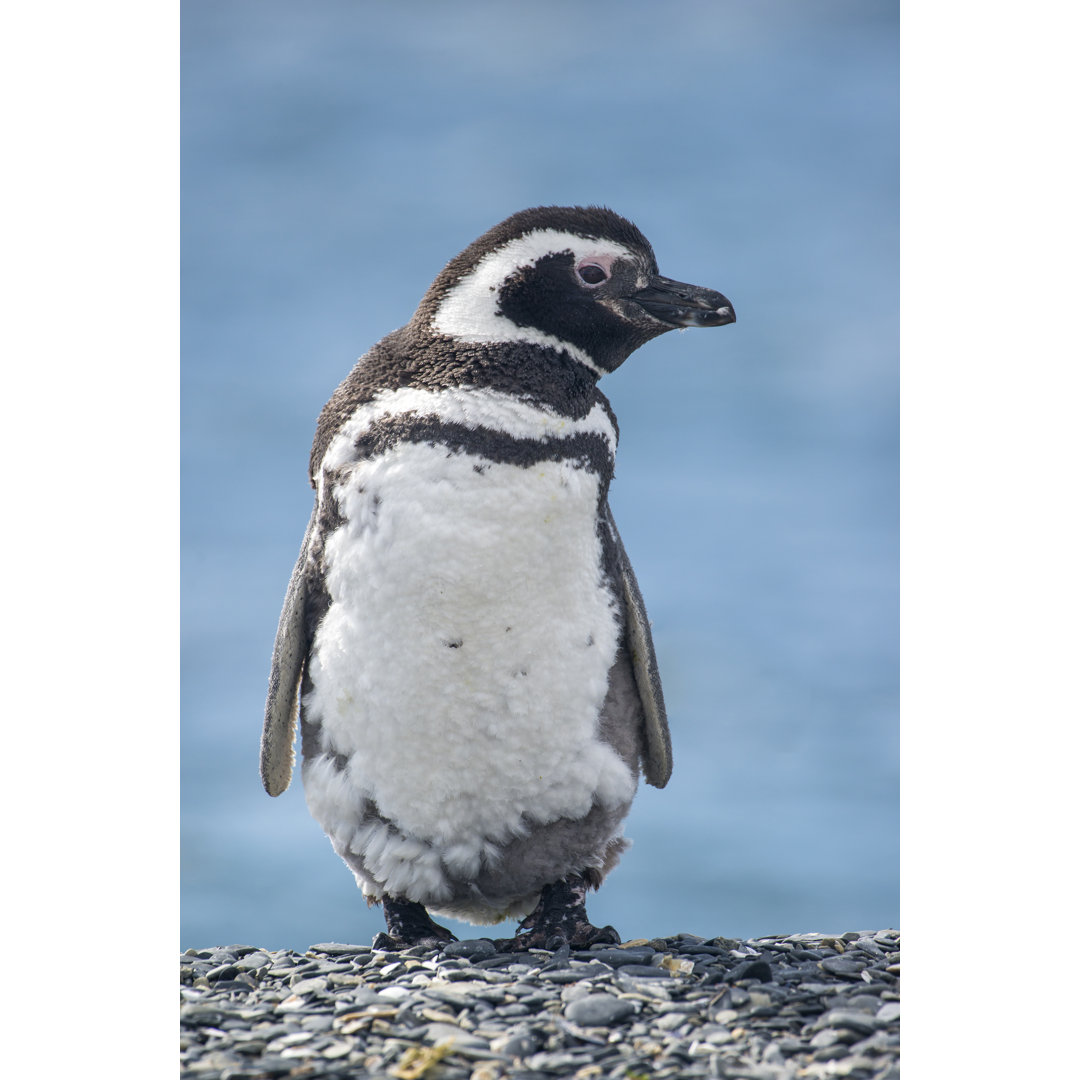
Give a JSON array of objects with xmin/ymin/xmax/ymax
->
[
  {"xmin": 604, "ymin": 504, "xmax": 672, "ymax": 788},
  {"xmin": 260, "ymin": 508, "xmax": 316, "ymax": 796}
]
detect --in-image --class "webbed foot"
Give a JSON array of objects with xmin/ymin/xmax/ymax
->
[
  {"xmin": 512, "ymin": 874, "xmax": 620, "ymax": 950},
  {"xmin": 374, "ymin": 897, "xmax": 458, "ymax": 950}
]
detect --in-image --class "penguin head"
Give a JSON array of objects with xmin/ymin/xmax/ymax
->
[{"xmin": 416, "ymin": 206, "xmax": 735, "ymax": 376}]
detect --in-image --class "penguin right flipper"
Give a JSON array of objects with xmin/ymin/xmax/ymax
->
[
  {"xmin": 260, "ymin": 508, "xmax": 316, "ymax": 797},
  {"xmin": 604, "ymin": 504, "xmax": 673, "ymax": 789}
]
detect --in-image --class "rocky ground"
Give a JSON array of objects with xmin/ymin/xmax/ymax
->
[{"xmin": 180, "ymin": 930, "xmax": 900, "ymax": 1079}]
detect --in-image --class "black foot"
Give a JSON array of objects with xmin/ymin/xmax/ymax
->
[
  {"xmin": 513, "ymin": 874, "xmax": 621, "ymax": 950},
  {"xmin": 375, "ymin": 897, "xmax": 458, "ymax": 949}
]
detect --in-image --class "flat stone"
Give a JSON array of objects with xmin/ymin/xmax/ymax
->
[
  {"xmin": 564, "ymin": 994, "xmax": 636, "ymax": 1026},
  {"xmin": 831, "ymin": 1054, "xmax": 879, "ymax": 1076},
  {"xmin": 817, "ymin": 1009, "xmax": 877, "ymax": 1036},
  {"xmin": 616, "ymin": 977, "xmax": 671, "ymax": 1000},
  {"xmin": 234, "ymin": 952, "xmax": 272, "ymax": 973},
  {"xmin": 810, "ymin": 1028, "xmax": 846, "ymax": 1049},
  {"xmin": 321, "ymin": 1039, "xmax": 354, "ymax": 1059},
  {"xmin": 844, "ymin": 994, "xmax": 882, "ymax": 1013},
  {"xmin": 581, "ymin": 947, "xmax": 655, "ymax": 966},
  {"xmin": 491, "ymin": 1030, "xmax": 539, "ymax": 1057},
  {"xmin": 615, "ymin": 964, "xmax": 670, "ymax": 978},
  {"xmin": 853, "ymin": 938, "xmax": 886, "ymax": 958},
  {"xmin": 526, "ymin": 1050, "xmax": 591, "ymax": 1071},
  {"xmin": 278, "ymin": 1030, "xmax": 319, "ymax": 1046},
  {"xmin": 696, "ymin": 1024, "xmax": 734, "ymax": 1045},
  {"xmin": 443, "ymin": 939, "xmax": 497, "ymax": 961},
  {"xmin": 421, "ymin": 1022, "xmax": 488, "ymax": 1050},
  {"xmin": 494, "ymin": 1003, "xmax": 531, "ymax": 1018},
  {"xmin": 876, "ymin": 1001, "xmax": 901, "ymax": 1023},
  {"xmin": 298, "ymin": 1014, "xmax": 334, "ymax": 1032},
  {"xmin": 206, "ymin": 963, "xmax": 240, "ymax": 982},
  {"xmin": 474, "ymin": 952, "xmax": 535, "ymax": 969},
  {"xmin": 539, "ymin": 968, "xmax": 593, "ymax": 983},
  {"xmin": 422, "ymin": 988, "xmax": 476, "ymax": 1010},
  {"xmin": 308, "ymin": 941, "xmax": 371, "ymax": 959},
  {"xmin": 850, "ymin": 1030, "xmax": 900, "ymax": 1056},
  {"xmin": 820, "ymin": 957, "xmax": 867, "ymax": 978},
  {"xmin": 728, "ymin": 959, "xmax": 773, "ymax": 983},
  {"xmin": 444, "ymin": 967, "xmax": 512, "ymax": 984},
  {"xmin": 180, "ymin": 1004, "xmax": 229, "ymax": 1026},
  {"xmin": 653, "ymin": 1011, "xmax": 688, "ymax": 1032}
]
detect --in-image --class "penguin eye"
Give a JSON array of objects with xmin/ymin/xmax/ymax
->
[{"xmin": 576, "ymin": 263, "xmax": 608, "ymax": 287}]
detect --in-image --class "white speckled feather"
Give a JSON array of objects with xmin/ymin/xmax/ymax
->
[{"xmin": 302, "ymin": 414, "xmax": 634, "ymax": 916}]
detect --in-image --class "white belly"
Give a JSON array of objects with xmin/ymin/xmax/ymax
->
[{"xmin": 302, "ymin": 436, "xmax": 634, "ymax": 908}]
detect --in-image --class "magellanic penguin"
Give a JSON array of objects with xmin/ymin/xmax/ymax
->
[{"xmin": 261, "ymin": 206, "xmax": 735, "ymax": 949}]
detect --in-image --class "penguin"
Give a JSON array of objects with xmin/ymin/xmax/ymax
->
[{"xmin": 261, "ymin": 205, "xmax": 735, "ymax": 949}]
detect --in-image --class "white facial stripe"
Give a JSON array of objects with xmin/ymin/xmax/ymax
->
[
  {"xmin": 320, "ymin": 385, "xmax": 618, "ymax": 473},
  {"xmin": 431, "ymin": 229, "xmax": 638, "ymax": 377}
]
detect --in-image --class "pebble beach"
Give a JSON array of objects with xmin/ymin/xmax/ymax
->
[{"xmin": 180, "ymin": 929, "xmax": 900, "ymax": 1078}]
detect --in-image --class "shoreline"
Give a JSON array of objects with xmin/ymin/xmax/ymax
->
[{"xmin": 181, "ymin": 929, "xmax": 900, "ymax": 1078}]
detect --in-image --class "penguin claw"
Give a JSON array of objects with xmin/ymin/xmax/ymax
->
[{"xmin": 371, "ymin": 931, "xmax": 403, "ymax": 951}]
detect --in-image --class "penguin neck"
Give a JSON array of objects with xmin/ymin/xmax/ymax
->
[
  {"xmin": 406, "ymin": 330, "xmax": 607, "ymax": 421},
  {"xmin": 309, "ymin": 326, "xmax": 618, "ymax": 484}
]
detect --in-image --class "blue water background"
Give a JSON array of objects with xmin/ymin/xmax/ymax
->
[{"xmin": 181, "ymin": 0, "xmax": 898, "ymax": 951}]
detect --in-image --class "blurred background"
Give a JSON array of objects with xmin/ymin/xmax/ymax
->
[{"xmin": 181, "ymin": 0, "xmax": 898, "ymax": 952}]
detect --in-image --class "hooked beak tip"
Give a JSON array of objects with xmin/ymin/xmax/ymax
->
[{"xmin": 631, "ymin": 277, "xmax": 736, "ymax": 329}]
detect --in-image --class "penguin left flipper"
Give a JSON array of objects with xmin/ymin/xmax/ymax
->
[
  {"xmin": 604, "ymin": 503, "xmax": 672, "ymax": 788},
  {"xmin": 260, "ymin": 508, "xmax": 316, "ymax": 797}
]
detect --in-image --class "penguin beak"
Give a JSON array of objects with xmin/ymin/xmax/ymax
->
[{"xmin": 630, "ymin": 275, "xmax": 736, "ymax": 328}]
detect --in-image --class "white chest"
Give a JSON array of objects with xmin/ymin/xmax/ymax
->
[{"xmin": 302, "ymin": 392, "xmax": 634, "ymax": 864}]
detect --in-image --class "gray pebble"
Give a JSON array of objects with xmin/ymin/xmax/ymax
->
[
  {"xmin": 728, "ymin": 958, "xmax": 773, "ymax": 983},
  {"xmin": 421, "ymin": 1022, "xmax": 488, "ymax": 1051},
  {"xmin": 473, "ymin": 952, "xmax": 534, "ymax": 969},
  {"xmin": 180, "ymin": 1004, "xmax": 228, "ymax": 1026},
  {"xmin": 565, "ymin": 993, "xmax": 636, "ymax": 1026},
  {"xmin": 716, "ymin": 986, "xmax": 751, "ymax": 1009},
  {"xmin": 614, "ymin": 963, "xmax": 671, "ymax": 978},
  {"xmin": 422, "ymin": 988, "xmax": 474, "ymax": 1010},
  {"xmin": 844, "ymin": 994, "xmax": 882, "ymax": 1013},
  {"xmin": 815, "ymin": 1009, "xmax": 878, "ymax": 1036},
  {"xmin": 526, "ymin": 1050, "xmax": 592, "ymax": 1071},
  {"xmin": 443, "ymin": 938, "xmax": 497, "ymax": 961},
  {"xmin": 234, "ymin": 952, "xmax": 271, "ymax": 973},
  {"xmin": 582, "ymin": 947, "xmax": 655, "ymax": 967},
  {"xmin": 820, "ymin": 956, "xmax": 867, "ymax": 978},
  {"xmin": 491, "ymin": 1029, "xmax": 540, "ymax": 1057},
  {"xmin": 298, "ymin": 1014, "xmax": 334, "ymax": 1033},
  {"xmin": 308, "ymin": 942, "xmax": 371, "ymax": 956},
  {"xmin": 205, "ymin": 963, "xmax": 238, "ymax": 981},
  {"xmin": 495, "ymin": 1003, "xmax": 532, "ymax": 1017},
  {"xmin": 539, "ymin": 968, "xmax": 592, "ymax": 983},
  {"xmin": 810, "ymin": 1027, "xmax": 856, "ymax": 1049},
  {"xmin": 876, "ymin": 1001, "xmax": 901, "ymax": 1023}
]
